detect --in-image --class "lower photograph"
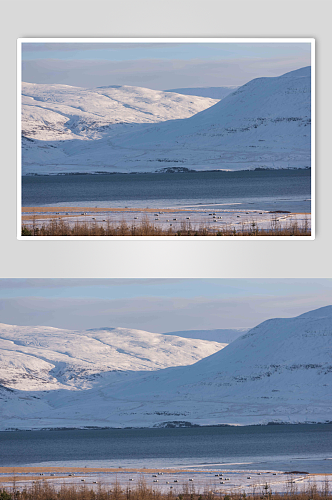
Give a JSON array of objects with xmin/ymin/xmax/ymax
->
[{"xmin": 0, "ymin": 278, "xmax": 331, "ymax": 499}]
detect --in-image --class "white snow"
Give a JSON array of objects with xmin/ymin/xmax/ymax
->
[
  {"xmin": 22, "ymin": 83, "xmax": 218, "ymax": 149},
  {"xmin": 1, "ymin": 469, "xmax": 329, "ymax": 495},
  {"xmin": 0, "ymin": 323, "xmax": 225, "ymax": 392},
  {"xmin": 22, "ymin": 67, "xmax": 311, "ymax": 174}
]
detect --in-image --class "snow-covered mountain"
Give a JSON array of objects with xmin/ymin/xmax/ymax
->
[
  {"xmin": 109, "ymin": 304, "xmax": 330, "ymax": 427},
  {"xmin": 163, "ymin": 328, "xmax": 249, "ymax": 343},
  {"xmin": 113, "ymin": 66, "xmax": 311, "ymax": 171},
  {"xmin": 164, "ymin": 86, "xmax": 238, "ymax": 99},
  {"xmin": 21, "ymin": 83, "xmax": 218, "ymax": 173},
  {"xmin": 22, "ymin": 67, "xmax": 311, "ymax": 174},
  {"xmin": 1, "ymin": 306, "xmax": 331, "ymax": 430},
  {"xmin": 0, "ymin": 324, "xmax": 225, "ymax": 392},
  {"xmin": 22, "ymin": 83, "xmax": 218, "ymax": 141}
]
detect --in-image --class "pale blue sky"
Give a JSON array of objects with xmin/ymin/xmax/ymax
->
[
  {"xmin": 22, "ymin": 42, "xmax": 310, "ymax": 62},
  {"xmin": 0, "ymin": 279, "xmax": 330, "ymax": 332},
  {"xmin": 21, "ymin": 42, "xmax": 311, "ymax": 89}
]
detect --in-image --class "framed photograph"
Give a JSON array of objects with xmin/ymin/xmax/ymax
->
[
  {"xmin": 18, "ymin": 38, "xmax": 315, "ymax": 239},
  {"xmin": 1, "ymin": 278, "xmax": 331, "ymax": 487}
]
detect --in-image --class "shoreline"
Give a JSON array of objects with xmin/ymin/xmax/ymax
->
[
  {"xmin": 1, "ymin": 420, "xmax": 330, "ymax": 433},
  {"xmin": 0, "ymin": 466, "xmax": 330, "ymax": 494},
  {"xmin": 22, "ymin": 207, "xmax": 185, "ymax": 214},
  {"xmin": 1, "ymin": 466, "xmax": 331, "ymax": 475},
  {"xmin": 22, "ymin": 167, "xmax": 311, "ymax": 177},
  {"xmin": 21, "ymin": 206, "xmax": 311, "ymax": 235}
]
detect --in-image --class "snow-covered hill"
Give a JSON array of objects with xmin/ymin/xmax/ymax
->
[
  {"xmin": 22, "ymin": 67, "xmax": 311, "ymax": 174},
  {"xmin": 113, "ymin": 66, "xmax": 311, "ymax": 171},
  {"xmin": 164, "ymin": 86, "xmax": 238, "ymax": 99},
  {"xmin": 106, "ymin": 304, "xmax": 330, "ymax": 427},
  {"xmin": 22, "ymin": 83, "xmax": 218, "ymax": 141},
  {"xmin": 163, "ymin": 328, "xmax": 249, "ymax": 343},
  {"xmin": 0, "ymin": 324, "xmax": 225, "ymax": 392},
  {"xmin": 0, "ymin": 306, "xmax": 331, "ymax": 430}
]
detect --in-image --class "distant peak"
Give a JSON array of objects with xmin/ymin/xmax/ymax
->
[
  {"xmin": 280, "ymin": 66, "xmax": 311, "ymax": 78},
  {"xmin": 96, "ymin": 85, "xmax": 123, "ymax": 89},
  {"xmin": 86, "ymin": 327, "xmax": 116, "ymax": 331},
  {"xmin": 298, "ymin": 304, "xmax": 332, "ymax": 319}
]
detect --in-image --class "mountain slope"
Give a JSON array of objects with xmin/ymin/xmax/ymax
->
[
  {"xmin": 113, "ymin": 66, "xmax": 311, "ymax": 171},
  {"xmin": 0, "ymin": 323, "xmax": 225, "ymax": 392},
  {"xmin": 22, "ymin": 83, "xmax": 218, "ymax": 143},
  {"xmin": 103, "ymin": 304, "xmax": 330, "ymax": 426}
]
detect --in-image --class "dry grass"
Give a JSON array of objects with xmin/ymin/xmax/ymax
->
[
  {"xmin": 21, "ymin": 216, "xmax": 311, "ymax": 237},
  {"xmin": 0, "ymin": 475, "xmax": 330, "ymax": 500}
]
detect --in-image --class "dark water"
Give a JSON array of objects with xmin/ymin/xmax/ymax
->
[
  {"xmin": 22, "ymin": 170, "xmax": 311, "ymax": 212},
  {"xmin": 0, "ymin": 424, "xmax": 331, "ymax": 471}
]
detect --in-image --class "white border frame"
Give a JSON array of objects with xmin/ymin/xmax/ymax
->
[{"xmin": 17, "ymin": 37, "xmax": 315, "ymax": 241}]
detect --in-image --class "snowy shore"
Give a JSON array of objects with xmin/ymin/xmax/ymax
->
[
  {"xmin": 21, "ymin": 206, "xmax": 311, "ymax": 234},
  {"xmin": 0, "ymin": 467, "xmax": 330, "ymax": 494}
]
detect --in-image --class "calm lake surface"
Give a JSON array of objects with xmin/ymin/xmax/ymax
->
[
  {"xmin": 1, "ymin": 424, "xmax": 330, "ymax": 472},
  {"xmin": 22, "ymin": 170, "xmax": 311, "ymax": 213}
]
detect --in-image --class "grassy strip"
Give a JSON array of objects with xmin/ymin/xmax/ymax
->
[
  {"xmin": 21, "ymin": 217, "xmax": 311, "ymax": 237},
  {"xmin": 0, "ymin": 476, "xmax": 330, "ymax": 500}
]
